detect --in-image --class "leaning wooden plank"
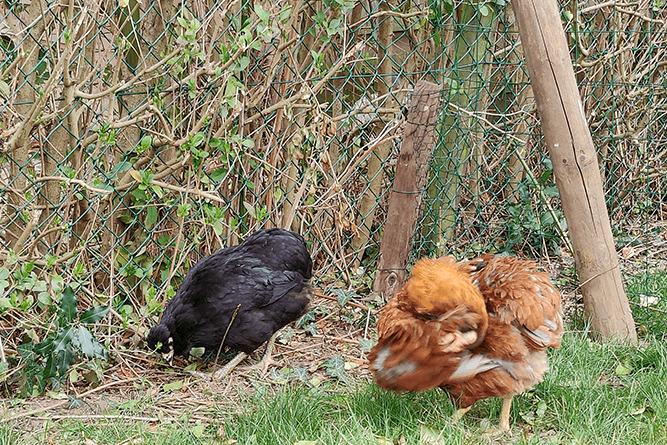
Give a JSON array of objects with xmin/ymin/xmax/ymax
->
[{"xmin": 373, "ymin": 80, "xmax": 442, "ymax": 301}]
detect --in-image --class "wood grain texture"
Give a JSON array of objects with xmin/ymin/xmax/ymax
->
[
  {"xmin": 510, "ymin": 0, "xmax": 636, "ymax": 342},
  {"xmin": 373, "ymin": 80, "xmax": 442, "ymax": 300}
]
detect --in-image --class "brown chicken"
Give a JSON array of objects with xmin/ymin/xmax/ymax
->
[{"xmin": 368, "ymin": 254, "xmax": 563, "ymax": 431}]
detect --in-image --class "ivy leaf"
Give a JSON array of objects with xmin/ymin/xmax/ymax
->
[
  {"xmin": 358, "ymin": 338, "xmax": 376, "ymax": 353},
  {"xmin": 329, "ymin": 288, "xmax": 360, "ymax": 307},
  {"xmin": 80, "ymin": 306, "xmax": 110, "ymax": 324},
  {"xmin": 58, "ymin": 286, "xmax": 77, "ymax": 326},
  {"xmin": 324, "ymin": 356, "xmax": 349, "ymax": 384},
  {"xmin": 303, "ymin": 323, "xmax": 318, "ymax": 336},
  {"xmin": 295, "ymin": 310, "xmax": 315, "ymax": 328},
  {"xmin": 68, "ymin": 396, "xmax": 82, "ymax": 409}
]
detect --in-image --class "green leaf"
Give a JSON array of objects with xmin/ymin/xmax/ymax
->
[
  {"xmin": 150, "ymin": 184, "xmax": 164, "ymax": 199},
  {"xmin": 536, "ymin": 400, "xmax": 547, "ymax": 418},
  {"xmin": 615, "ymin": 362, "xmax": 633, "ymax": 376},
  {"xmin": 0, "ymin": 80, "xmax": 9, "ymax": 96},
  {"xmin": 255, "ymin": 4, "xmax": 270, "ymax": 22},
  {"xmin": 164, "ymin": 380, "xmax": 184, "ymax": 392},
  {"xmin": 139, "ymin": 136, "xmax": 153, "ymax": 152},
  {"xmin": 73, "ymin": 326, "xmax": 108, "ymax": 359},
  {"xmin": 344, "ymin": 361, "xmax": 359, "ymax": 370},
  {"xmin": 324, "ymin": 356, "xmax": 349, "ymax": 384},
  {"xmin": 54, "ymin": 330, "xmax": 76, "ymax": 376},
  {"xmin": 53, "ymin": 327, "xmax": 75, "ymax": 354},
  {"xmin": 145, "ymin": 205, "xmax": 158, "ymax": 228},
  {"xmin": 243, "ymin": 201, "xmax": 257, "ymax": 218},
  {"xmin": 131, "ymin": 188, "xmax": 148, "ymax": 201},
  {"xmin": 46, "ymin": 390, "xmax": 69, "ymax": 400},
  {"xmin": 237, "ymin": 56, "xmax": 250, "ymax": 72},
  {"xmin": 543, "ymin": 186, "xmax": 560, "ymax": 198},
  {"xmin": 58, "ymin": 287, "xmax": 77, "ymax": 326},
  {"xmin": 191, "ymin": 424, "xmax": 205, "ymax": 438},
  {"xmin": 80, "ymin": 306, "xmax": 110, "ymax": 324},
  {"xmin": 191, "ymin": 132, "xmax": 206, "ymax": 147},
  {"xmin": 37, "ymin": 292, "xmax": 52, "ymax": 308}
]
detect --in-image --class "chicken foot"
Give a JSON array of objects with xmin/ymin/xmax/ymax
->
[
  {"xmin": 242, "ymin": 330, "xmax": 280, "ymax": 373},
  {"xmin": 191, "ymin": 331, "xmax": 281, "ymax": 380},
  {"xmin": 451, "ymin": 395, "xmax": 513, "ymax": 432},
  {"xmin": 451, "ymin": 406, "xmax": 472, "ymax": 422},
  {"xmin": 211, "ymin": 352, "xmax": 248, "ymax": 379},
  {"xmin": 210, "ymin": 330, "xmax": 281, "ymax": 379}
]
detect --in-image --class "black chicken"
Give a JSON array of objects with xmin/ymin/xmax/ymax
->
[{"xmin": 146, "ymin": 228, "xmax": 313, "ymax": 377}]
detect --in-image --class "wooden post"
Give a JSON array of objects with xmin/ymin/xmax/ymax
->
[
  {"xmin": 511, "ymin": 0, "xmax": 637, "ymax": 342},
  {"xmin": 373, "ymin": 80, "xmax": 442, "ymax": 300}
]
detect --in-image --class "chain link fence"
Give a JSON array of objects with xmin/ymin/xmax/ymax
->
[{"xmin": 1, "ymin": 0, "xmax": 667, "ymax": 380}]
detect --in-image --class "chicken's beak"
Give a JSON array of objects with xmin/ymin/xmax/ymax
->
[{"xmin": 162, "ymin": 337, "xmax": 174, "ymax": 366}]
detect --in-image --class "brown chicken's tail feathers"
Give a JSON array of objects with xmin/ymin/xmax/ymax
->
[{"xmin": 465, "ymin": 254, "xmax": 564, "ymax": 349}]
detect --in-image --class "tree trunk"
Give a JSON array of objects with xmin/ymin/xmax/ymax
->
[
  {"xmin": 351, "ymin": 0, "xmax": 396, "ymax": 263},
  {"xmin": 511, "ymin": 0, "xmax": 637, "ymax": 342},
  {"xmin": 6, "ymin": 0, "xmax": 46, "ymax": 251}
]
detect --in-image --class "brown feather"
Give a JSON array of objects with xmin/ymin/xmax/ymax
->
[{"xmin": 369, "ymin": 253, "xmax": 563, "ymax": 425}]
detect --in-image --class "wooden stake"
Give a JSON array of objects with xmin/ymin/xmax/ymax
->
[
  {"xmin": 511, "ymin": 0, "xmax": 636, "ymax": 342},
  {"xmin": 373, "ymin": 80, "xmax": 442, "ymax": 300}
]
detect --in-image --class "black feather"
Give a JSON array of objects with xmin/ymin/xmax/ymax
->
[{"xmin": 146, "ymin": 228, "xmax": 313, "ymax": 358}]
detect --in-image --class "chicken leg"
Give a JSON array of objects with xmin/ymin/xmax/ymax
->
[
  {"xmin": 452, "ymin": 396, "xmax": 512, "ymax": 432},
  {"xmin": 211, "ymin": 351, "xmax": 248, "ymax": 379},
  {"xmin": 242, "ymin": 330, "xmax": 280, "ymax": 373},
  {"xmin": 211, "ymin": 330, "xmax": 281, "ymax": 379},
  {"xmin": 498, "ymin": 395, "xmax": 513, "ymax": 431}
]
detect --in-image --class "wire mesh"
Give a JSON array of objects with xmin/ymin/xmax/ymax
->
[{"xmin": 1, "ymin": 0, "xmax": 666, "ymax": 355}]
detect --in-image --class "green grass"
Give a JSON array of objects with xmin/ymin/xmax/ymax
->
[
  {"xmin": 626, "ymin": 271, "xmax": 667, "ymax": 336},
  {"xmin": 4, "ymin": 330, "xmax": 667, "ymax": 445}
]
